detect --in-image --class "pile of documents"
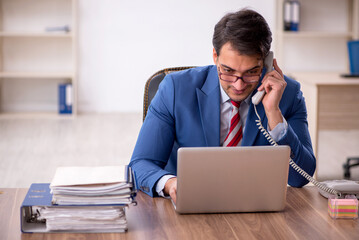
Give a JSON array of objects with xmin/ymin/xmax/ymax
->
[
  {"xmin": 38, "ymin": 206, "xmax": 128, "ymax": 232},
  {"xmin": 38, "ymin": 165, "xmax": 136, "ymax": 232},
  {"xmin": 51, "ymin": 181, "xmax": 133, "ymax": 205}
]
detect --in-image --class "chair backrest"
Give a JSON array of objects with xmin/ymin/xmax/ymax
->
[{"xmin": 143, "ymin": 66, "xmax": 196, "ymax": 121}]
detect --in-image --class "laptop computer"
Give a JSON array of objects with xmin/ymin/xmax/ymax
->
[{"xmin": 174, "ymin": 145, "xmax": 290, "ymax": 214}]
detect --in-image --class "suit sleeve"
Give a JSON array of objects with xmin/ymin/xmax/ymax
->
[
  {"xmin": 277, "ymin": 82, "xmax": 316, "ymax": 187},
  {"xmin": 129, "ymin": 75, "xmax": 176, "ymax": 197}
]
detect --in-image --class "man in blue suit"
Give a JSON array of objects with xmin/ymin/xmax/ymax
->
[{"xmin": 130, "ymin": 9, "xmax": 316, "ymax": 203}]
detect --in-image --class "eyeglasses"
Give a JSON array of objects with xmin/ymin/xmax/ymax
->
[{"xmin": 217, "ymin": 65, "xmax": 261, "ymax": 84}]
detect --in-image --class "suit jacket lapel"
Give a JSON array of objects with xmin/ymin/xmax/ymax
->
[
  {"xmin": 242, "ymin": 100, "xmax": 267, "ymax": 146},
  {"xmin": 196, "ymin": 66, "xmax": 220, "ymax": 147}
]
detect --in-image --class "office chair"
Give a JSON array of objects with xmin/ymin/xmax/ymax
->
[
  {"xmin": 343, "ymin": 157, "xmax": 359, "ymax": 179},
  {"xmin": 143, "ymin": 66, "xmax": 196, "ymax": 121}
]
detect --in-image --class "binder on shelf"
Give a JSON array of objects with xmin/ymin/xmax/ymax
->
[
  {"xmin": 21, "ymin": 167, "xmax": 137, "ymax": 233},
  {"xmin": 45, "ymin": 25, "xmax": 70, "ymax": 33},
  {"xmin": 290, "ymin": 0, "xmax": 300, "ymax": 31},
  {"xmin": 348, "ymin": 41, "xmax": 359, "ymax": 75},
  {"xmin": 283, "ymin": 0, "xmax": 291, "ymax": 31},
  {"xmin": 283, "ymin": 0, "xmax": 300, "ymax": 32},
  {"xmin": 58, "ymin": 83, "xmax": 72, "ymax": 114}
]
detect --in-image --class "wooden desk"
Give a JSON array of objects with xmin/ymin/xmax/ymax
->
[{"xmin": 0, "ymin": 187, "xmax": 358, "ymax": 239}]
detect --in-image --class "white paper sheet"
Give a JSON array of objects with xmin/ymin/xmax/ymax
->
[{"xmin": 50, "ymin": 166, "xmax": 126, "ymax": 187}]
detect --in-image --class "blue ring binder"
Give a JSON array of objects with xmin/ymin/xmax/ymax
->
[{"xmin": 348, "ymin": 41, "xmax": 359, "ymax": 75}]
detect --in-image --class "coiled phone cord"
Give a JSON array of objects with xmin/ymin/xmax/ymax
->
[{"xmin": 253, "ymin": 105, "xmax": 341, "ymax": 197}]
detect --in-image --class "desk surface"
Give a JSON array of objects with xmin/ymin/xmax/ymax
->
[{"xmin": 0, "ymin": 187, "xmax": 358, "ymax": 240}]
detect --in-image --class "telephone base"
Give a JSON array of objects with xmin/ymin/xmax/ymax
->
[{"xmin": 318, "ymin": 180, "xmax": 359, "ymax": 199}]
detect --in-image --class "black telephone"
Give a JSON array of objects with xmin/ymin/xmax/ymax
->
[{"xmin": 251, "ymin": 51, "xmax": 359, "ymax": 199}]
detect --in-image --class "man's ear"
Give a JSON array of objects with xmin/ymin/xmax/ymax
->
[{"xmin": 212, "ymin": 48, "xmax": 218, "ymax": 64}]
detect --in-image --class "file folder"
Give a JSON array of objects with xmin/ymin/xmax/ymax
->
[
  {"xmin": 58, "ymin": 83, "xmax": 72, "ymax": 114},
  {"xmin": 348, "ymin": 40, "xmax": 359, "ymax": 75},
  {"xmin": 21, "ymin": 167, "xmax": 137, "ymax": 233}
]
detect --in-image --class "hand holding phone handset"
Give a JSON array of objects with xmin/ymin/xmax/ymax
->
[
  {"xmin": 251, "ymin": 52, "xmax": 359, "ymax": 199},
  {"xmin": 251, "ymin": 51, "xmax": 273, "ymax": 105}
]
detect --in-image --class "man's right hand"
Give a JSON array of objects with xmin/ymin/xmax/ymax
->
[{"xmin": 164, "ymin": 177, "xmax": 177, "ymax": 204}]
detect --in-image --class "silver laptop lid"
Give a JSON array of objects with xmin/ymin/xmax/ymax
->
[{"xmin": 176, "ymin": 146, "xmax": 290, "ymax": 214}]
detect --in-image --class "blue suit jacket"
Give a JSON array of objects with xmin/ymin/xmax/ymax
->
[{"xmin": 130, "ymin": 65, "xmax": 316, "ymax": 197}]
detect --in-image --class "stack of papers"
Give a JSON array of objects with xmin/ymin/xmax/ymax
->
[
  {"xmin": 38, "ymin": 165, "xmax": 136, "ymax": 232},
  {"xmin": 50, "ymin": 166, "xmax": 134, "ymax": 205},
  {"xmin": 51, "ymin": 182, "xmax": 133, "ymax": 205},
  {"xmin": 38, "ymin": 206, "xmax": 127, "ymax": 232}
]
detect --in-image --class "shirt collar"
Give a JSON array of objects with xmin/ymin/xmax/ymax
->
[{"xmin": 219, "ymin": 81, "xmax": 252, "ymax": 106}]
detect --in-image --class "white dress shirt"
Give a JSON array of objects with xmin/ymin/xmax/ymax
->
[{"xmin": 156, "ymin": 82, "xmax": 288, "ymax": 197}]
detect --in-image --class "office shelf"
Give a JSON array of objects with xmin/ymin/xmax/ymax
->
[
  {"xmin": 0, "ymin": 0, "xmax": 78, "ymax": 118},
  {"xmin": 276, "ymin": 0, "xmax": 359, "ymax": 179},
  {"xmin": 279, "ymin": 31, "xmax": 353, "ymax": 38},
  {"xmin": 0, "ymin": 32, "xmax": 73, "ymax": 38},
  {"xmin": 0, "ymin": 72, "xmax": 74, "ymax": 79},
  {"xmin": 275, "ymin": 0, "xmax": 359, "ymax": 73},
  {"xmin": 0, "ymin": 112, "xmax": 75, "ymax": 119}
]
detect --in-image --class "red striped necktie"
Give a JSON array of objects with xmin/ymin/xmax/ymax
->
[{"xmin": 223, "ymin": 100, "xmax": 242, "ymax": 147}]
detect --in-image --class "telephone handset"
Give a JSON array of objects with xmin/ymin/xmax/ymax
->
[
  {"xmin": 251, "ymin": 51, "xmax": 273, "ymax": 106},
  {"xmin": 251, "ymin": 51, "xmax": 359, "ymax": 199}
]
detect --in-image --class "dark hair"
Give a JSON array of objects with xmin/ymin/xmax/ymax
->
[{"xmin": 212, "ymin": 9, "xmax": 272, "ymax": 58}]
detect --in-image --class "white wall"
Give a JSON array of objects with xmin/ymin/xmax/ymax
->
[{"xmin": 78, "ymin": 0, "xmax": 275, "ymax": 113}]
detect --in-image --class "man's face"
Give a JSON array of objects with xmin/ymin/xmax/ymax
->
[{"xmin": 213, "ymin": 42, "xmax": 262, "ymax": 102}]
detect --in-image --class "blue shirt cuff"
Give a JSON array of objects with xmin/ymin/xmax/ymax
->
[{"xmin": 268, "ymin": 116, "xmax": 288, "ymax": 142}]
